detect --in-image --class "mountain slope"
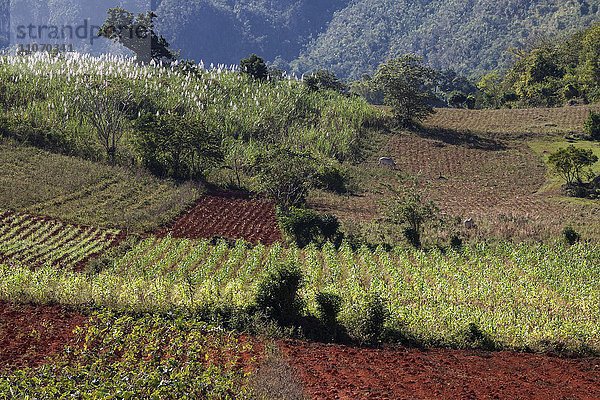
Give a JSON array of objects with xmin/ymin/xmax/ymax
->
[
  {"xmin": 157, "ymin": 0, "xmax": 350, "ymax": 66},
  {"xmin": 291, "ymin": 0, "xmax": 600, "ymax": 79}
]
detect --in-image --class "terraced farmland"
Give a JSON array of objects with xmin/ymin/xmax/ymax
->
[
  {"xmin": 0, "ymin": 211, "xmax": 123, "ymax": 269},
  {"xmin": 5, "ymin": 236, "xmax": 599, "ymax": 353}
]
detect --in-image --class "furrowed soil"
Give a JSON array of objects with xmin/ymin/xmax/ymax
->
[
  {"xmin": 309, "ymin": 106, "xmax": 600, "ymax": 241},
  {"xmin": 159, "ymin": 192, "xmax": 283, "ymax": 245},
  {"xmin": 280, "ymin": 340, "xmax": 600, "ymax": 400},
  {"xmin": 0, "ymin": 302, "xmax": 85, "ymax": 370}
]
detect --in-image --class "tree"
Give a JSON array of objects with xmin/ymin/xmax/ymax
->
[
  {"xmin": 477, "ymin": 71, "xmax": 504, "ymax": 108},
  {"xmin": 252, "ymin": 147, "xmax": 316, "ymax": 210},
  {"xmin": 386, "ymin": 185, "xmax": 439, "ymax": 248},
  {"xmin": 99, "ymin": 8, "xmax": 176, "ymax": 64},
  {"xmin": 548, "ymin": 145, "xmax": 598, "ymax": 185},
  {"xmin": 373, "ymin": 55, "xmax": 436, "ymax": 127},
  {"xmin": 447, "ymin": 91, "xmax": 468, "ymax": 108},
  {"xmin": 304, "ymin": 69, "xmax": 347, "ymax": 93},
  {"xmin": 240, "ymin": 54, "xmax": 268, "ymax": 81},
  {"xmin": 135, "ymin": 110, "xmax": 222, "ymax": 180},
  {"xmin": 75, "ymin": 80, "xmax": 132, "ymax": 165},
  {"xmin": 584, "ymin": 111, "xmax": 600, "ymax": 141}
]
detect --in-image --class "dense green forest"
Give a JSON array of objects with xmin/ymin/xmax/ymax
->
[
  {"xmin": 293, "ymin": 0, "xmax": 600, "ymax": 79},
  {"xmin": 153, "ymin": 0, "xmax": 599, "ymax": 79}
]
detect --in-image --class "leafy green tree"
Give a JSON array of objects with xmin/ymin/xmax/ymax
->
[
  {"xmin": 135, "ymin": 111, "xmax": 222, "ymax": 180},
  {"xmin": 584, "ymin": 111, "xmax": 600, "ymax": 141},
  {"xmin": 577, "ymin": 23, "xmax": 600, "ymax": 102},
  {"xmin": 75, "ymin": 80, "xmax": 132, "ymax": 165},
  {"xmin": 304, "ymin": 69, "xmax": 347, "ymax": 93},
  {"xmin": 252, "ymin": 147, "xmax": 317, "ymax": 210},
  {"xmin": 240, "ymin": 54, "xmax": 268, "ymax": 81},
  {"xmin": 374, "ymin": 55, "xmax": 437, "ymax": 127},
  {"xmin": 99, "ymin": 8, "xmax": 176, "ymax": 64},
  {"xmin": 548, "ymin": 145, "xmax": 598, "ymax": 185},
  {"xmin": 477, "ymin": 72, "xmax": 504, "ymax": 108},
  {"xmin": 386, "ymin": 186, "xmax": 439, "ymax": 248}
]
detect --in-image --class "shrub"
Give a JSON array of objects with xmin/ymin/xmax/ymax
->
[
  {"xmin": 255, "ymin": 263, "xmax": 304, "ymax": 327},
  {"xmin": 349, "ymin": 292, "xmax": 388, "ymax": 345},
  {"xmin": 313, "ymin": 162, "xmax": 349, "ymax": 194},
  {"xmin": 563, "ymin": 226, "xmax": 581, "ymax": 245},
  {"xmin": 584, "ymin": 111, "xmax": 600, "ymax": 140},
  {"xmin": 460, "ymin": 322, "xmax": 497, "ymax": 350},
  {"xmin": 315, "ymin": 292, "xmax": 343, "ymax": 324},
  {"xmin": 278, "ymin": 207, "xmax": 341, "ymax": 248},
  {"xmin": 450, "ymin": 234, "xmax": 464, "ymax": 250},
  {"xmin": 402, "ymin": 227, "xmax": 421, "ymax": 248}
]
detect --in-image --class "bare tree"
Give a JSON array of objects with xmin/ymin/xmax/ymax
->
[{"xmin": 76, "ymin": 80, "xmax": 132, "ymax": 165}]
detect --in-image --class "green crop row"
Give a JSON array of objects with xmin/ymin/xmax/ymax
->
[
  {"xmin": 0, "ymin": 211, "xmax": 121, "ymax": 269},
  {"xmin": 0, "ymin": 312, "xmax": 254, "ymax": 399},
  {"xmin": 2, "ymin": 237, "xmax": 598, "ymax": 353}
]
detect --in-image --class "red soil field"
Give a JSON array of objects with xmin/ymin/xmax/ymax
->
[
  {"xmin": 0, "ymin": 302, "xmax": 86, "ymax": 370},
  {"xmin": 280, "ymin": 340, "xmax": 600, "ymax": 400},
  {"xmin": 159, "ymin": 192, "xmax": 283, "ymax": 245}
]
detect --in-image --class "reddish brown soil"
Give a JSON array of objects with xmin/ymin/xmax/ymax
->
[
  {"xmin": 280, "ymin": 341, "xmax": 600, "ymax": 400},
  {"xmin": 159, "ymin": 192, "xmax": 283, "ymax": 245},
  {"xmin": 0, "ymin": 302, "xmax": 86, "ymax": 370}
]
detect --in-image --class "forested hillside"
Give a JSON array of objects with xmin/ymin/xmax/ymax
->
[
  {"xmin": 293, "ymin": 0, "xmax": 600, "ymax": 79},
  {"xmin": 156, "ymin": 0, "xmax": 351, "ymax": 67},
  {"xmin": 6, "ymin": 0, "xmax": 600, "ymax": 78},
  {"xmin": 153, "ymin": 0, "xmax": 599, "ymax": 78}
]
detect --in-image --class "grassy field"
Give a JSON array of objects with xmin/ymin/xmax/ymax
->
[{"xmin": 0, "ymin": 141, "xmax": 199, "ymax": 232}]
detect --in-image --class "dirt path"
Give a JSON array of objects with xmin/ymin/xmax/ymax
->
[
  {"xmin": 0, "ymin": 302, "xmax": 86, "ymax": 370},
  {"xmin": 280, "ymin": 340, "xmax": 600, "ymax": 400}
]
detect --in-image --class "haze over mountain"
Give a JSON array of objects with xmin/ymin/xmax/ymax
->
[
  {"xmin": 157, "ymin": 0, "xmax": 600, "ymax": 79},
  {"xmin": 7, "ymin": 0, "xmax": 600, "ymax": 78}
]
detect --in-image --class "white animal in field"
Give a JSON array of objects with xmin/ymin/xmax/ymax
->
[
  {"xmin": 378, "ymin": 157, "xmax": 397, "ymax": 168},
  {"xmin": 464, "ymin": 218, "xmax": 476, "ymax": 229}
]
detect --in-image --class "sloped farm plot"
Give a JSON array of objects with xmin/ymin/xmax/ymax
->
[
  {"xmin": 0, "ymin": 210, "xmax": 124, "ymax": 269},
  {"xmin": 159, "ymin": 193, "xmax": 283, "ymax": 245}
]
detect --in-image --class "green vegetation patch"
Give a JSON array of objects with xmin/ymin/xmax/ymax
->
[
  {"xmin": 0, "ymin": 143, "xmax": 199, "ymax": 231},
  {"xmin": 0, "ymin": 210, "xmax": 121, "ymax": 269},
  {"xmin": 0, "ymin": 312, "xmax": 255, "ymax": 399},
  {"xmin": 528, "ymin": 140, "xmax": 600, "ymax": 190},
  {"xmin": 3, "ymin": 239, "xmax": 599, "ymax": 353}
]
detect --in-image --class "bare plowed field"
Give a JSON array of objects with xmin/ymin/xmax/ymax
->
[
  {"xmin": 159, "ymin": 192, "xmax": 283, "ymax": 245},
  {"xmin": 281, "ymin": 340, "xmax": 600, "ymax": 400},
  {"xmin": 0, "ymin": 302, "xmax": 85, "ymax": 371}
]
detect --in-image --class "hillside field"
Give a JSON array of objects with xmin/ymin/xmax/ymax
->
[
  {"xmin": 310, "ymin": 105, "xmax": 600, "ymax": 243},
  {"xmin": 0, "ymin": 54, "xmax": 599, "ymax": 397}
]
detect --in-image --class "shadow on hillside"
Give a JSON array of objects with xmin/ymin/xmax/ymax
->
[{"xmin": 415, "ymin": 127, "xmax": 507, "ymax": 151}]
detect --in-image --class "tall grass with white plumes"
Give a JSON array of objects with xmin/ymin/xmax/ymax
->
[{"xmin": 0, "ymin": 52, "xmax": 382, "ymax": 162}]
